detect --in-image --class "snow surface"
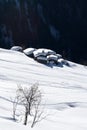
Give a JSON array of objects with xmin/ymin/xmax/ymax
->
[{"xmin": 0, "ymin": 48, "xmax": 87, "ymax": 130}]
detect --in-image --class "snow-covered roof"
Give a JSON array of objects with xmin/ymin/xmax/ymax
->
[
  {"xmin": 11, "ymin": 46, "xmax": 23, "ymax": 52},
  {"xmin": 23, "ymin": 48, "xmax": 36, "ymax": 55},
  {"xmin": 47, "ymin": 54, "xmax": 58, "ymax": 61},
  {"xmin": 36, "ymin": 56, "xmax": 47, "ymax": 61},
  {"xmin": 58, "ymin": 58, "xmax": 64, "ymax": 63},
  {"xmin": 33, "ymin": 48, "xmax": 56, "ymax": 57},
  {"xmin": 58, "ymin": 58, "xmax": 69, "ymax": 66},
  {"xmin": 56, "ymin": 54, "xmax": 62, "ymax": 58}
]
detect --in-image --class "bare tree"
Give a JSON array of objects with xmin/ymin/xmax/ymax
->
[
  {"xmin": 12, "ymin": 96, "xmax": 18, "ymax": 120},
  {"xmin": 16, "ymin": 83, "xmax": 42, "ymax": 125},
  {"xmin": 31, "ymin": 97, "xmax": 46, "ymax": 128},
  {"xmin": 11, "ymin": 94, "xmax": 20, "ymax": 120}
]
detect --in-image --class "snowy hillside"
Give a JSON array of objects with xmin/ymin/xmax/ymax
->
[{"xmin": 0, "ymin": 48, "xmax": 87, "ymax": 130}]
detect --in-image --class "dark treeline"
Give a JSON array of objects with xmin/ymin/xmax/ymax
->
[{"xmin": 0, "ymin": 0, "xmax": 87, "ymax": 64}]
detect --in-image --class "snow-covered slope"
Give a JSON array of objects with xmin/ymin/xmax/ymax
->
[{"xmin": 0, "ymin": 48, "xmax": 87, "ymax": 130}]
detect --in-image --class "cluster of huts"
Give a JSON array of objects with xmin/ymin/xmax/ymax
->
[{"xmin": 11, "ymin": 46, "xmax": 70, "ymax": 66}]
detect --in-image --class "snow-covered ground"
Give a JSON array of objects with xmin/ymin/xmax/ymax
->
[{"xmin": 0, "ymin": 48, "xmax": 87, "ymax": 130}]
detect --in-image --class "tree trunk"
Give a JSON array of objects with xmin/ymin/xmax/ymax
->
[{"xmin": 24, "ymin": 108, "xmax": 28, "ymax": 125}]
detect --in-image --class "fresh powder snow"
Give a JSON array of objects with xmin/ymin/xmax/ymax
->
[{"xmin": 0, "ymin": 48, "xmax": 87, "ymax": 130}]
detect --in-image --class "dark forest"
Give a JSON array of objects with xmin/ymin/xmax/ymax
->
[{"xmin": 0, "ymin": 0, "xmax": 87, "ymax": 64}]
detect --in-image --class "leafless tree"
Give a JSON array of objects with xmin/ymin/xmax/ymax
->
[
  {"xmin": 16, "ymin": 83, "xmax": 42, "ymax": 125},
  {"xmin": 11, "ymin": 95, "xmax": 20, "ymax": 120},
  {"xmin": 12, "ymin": 97, "xmax": 18, "ymax": 120}
]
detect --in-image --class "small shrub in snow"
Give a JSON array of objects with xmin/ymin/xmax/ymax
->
[{"xmin": 11, "ymin": 46, "xmax": 23, "ymax": 52}]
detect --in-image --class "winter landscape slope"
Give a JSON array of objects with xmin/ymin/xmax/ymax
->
[{"xmin": 0, "ymin": 48, "xmax": 87, "ymax": 130}]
